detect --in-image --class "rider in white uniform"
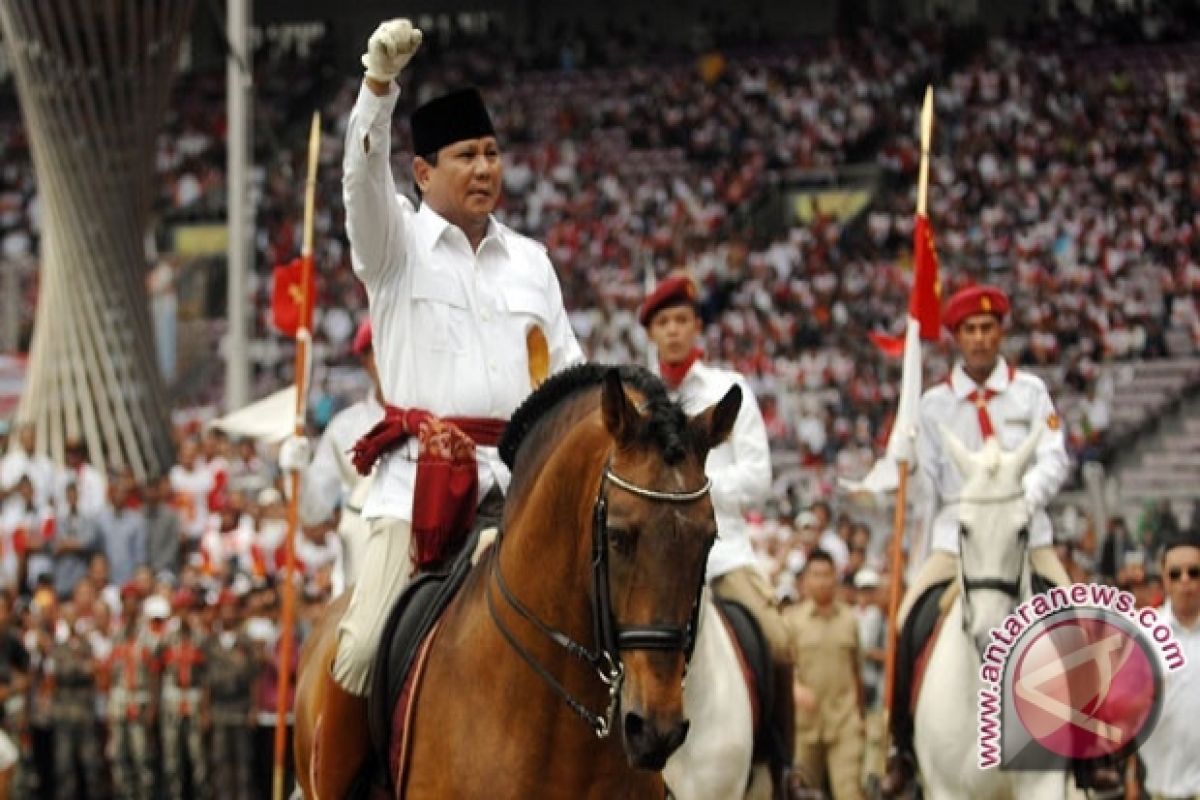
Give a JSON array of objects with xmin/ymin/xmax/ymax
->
[
  {"xmin": 640, "ymin": 273, "xmax": 796, "ymax": 795},
  {"xmin": 282, "ymin": 19, "xmax": 584, "ymax": 799},
  {"xmin": 284, "ymin": 319, "xmax": 383, "ymax": 595},
  {"xmin": 883, "ymin": 284, "xmax": 1074, "ymax": 795}
]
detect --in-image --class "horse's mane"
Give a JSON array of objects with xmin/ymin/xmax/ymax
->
[{"xmin": 499, "ymin": 363, "xmax": 691, "ymax": 470}]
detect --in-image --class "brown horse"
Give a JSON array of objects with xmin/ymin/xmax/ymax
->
[{"xmin": 295, "ymin": 364, "xmax": 740, "ymax": 798}]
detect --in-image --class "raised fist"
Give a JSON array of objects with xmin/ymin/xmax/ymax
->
[{"xmin": 362, "ymin": 19, "xmax": 423, "ymax": 83}]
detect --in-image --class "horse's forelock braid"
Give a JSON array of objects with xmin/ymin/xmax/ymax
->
[{"xmin": 635, "ymin": 392, "xmax": 689, "ymax": 466}]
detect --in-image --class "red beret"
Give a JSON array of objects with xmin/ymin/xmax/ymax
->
[
  {"xmin": 942, "ymin": 285, "xmax": 1010, "ymax": 331},
  {"xmin": 638, "ymin": 275, "xmax": 699, "ymax": 327},
  {"xmin": 171, "ymin": 589, "xmax": 197, "ymax": 612},
  {"xmin": 352, "ymin": 319, "xmax": 373, "ymax": 356}
]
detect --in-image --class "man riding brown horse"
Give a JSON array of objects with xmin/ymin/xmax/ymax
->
[{"xmin": 287, "ymin": 18, "xmax": 583, "ymax": 798}]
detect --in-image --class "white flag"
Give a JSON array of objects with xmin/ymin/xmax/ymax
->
[{"xmin": 840, "ymin": 317, "xmax": 922, "ymax": 494}]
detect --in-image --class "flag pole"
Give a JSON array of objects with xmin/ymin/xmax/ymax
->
[
  {"xmin": 880, "ymin": 85, "xmax": 933, "ymax": 771},
  {"xmin": 273, "ymin": 111, "xmax": 321, "ymax": 800}
]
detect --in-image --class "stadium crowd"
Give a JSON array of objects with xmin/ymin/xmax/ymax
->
[
  {"xmin": 2, "ymin": 9, "xmax": 1198, "ymax": 478},
  {"xmin": 1, "ymin": 2, "xmax": 1200, "ymax": 797},
  {"xmin": 178, "ymin": 9, "xmax": 1200, "ymax": 483}
]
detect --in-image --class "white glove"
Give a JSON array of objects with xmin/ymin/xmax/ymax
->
[
  {"xmin": 361, "ymin": 19, "xmax": 423, "ymax": 83},
  {"xmin": 1024, "ymin": 494, "xmax": 1039, "ymax": 524},
  {"xmin": 887, "ymin": 425, "xmax": 916, "ymax": 465},
  {"xmin": 279, "ymin": 436, "xmax": 312, "ymax": 473}
]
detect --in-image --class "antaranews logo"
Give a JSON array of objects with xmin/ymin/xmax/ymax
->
[{"xmin": 977, "ymin": 583, "xmax": 1187, "ymax": 771}]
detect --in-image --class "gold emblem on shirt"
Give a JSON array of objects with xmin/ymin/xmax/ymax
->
[{"xmin": 1046, "ymin": 412, "xmax": 1060, "ymax": 431}]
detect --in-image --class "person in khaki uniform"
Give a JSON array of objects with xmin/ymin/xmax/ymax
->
[{"xmin": 786, "ymin": 550, "xmax": 865, "ymax": 800}]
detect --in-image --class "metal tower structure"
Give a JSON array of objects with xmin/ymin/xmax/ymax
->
[{"xmin": 0, "ymin": 0, "xmax": 195, "ymax": 479}]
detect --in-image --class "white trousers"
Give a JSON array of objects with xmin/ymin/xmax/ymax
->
[
  {"xmin": 332, "ymin": 517, "xmax": 414, "ymax": 696},
  {"xmin": 896, "ymin": 546, "xmax": 1072, "ymax": 629}
]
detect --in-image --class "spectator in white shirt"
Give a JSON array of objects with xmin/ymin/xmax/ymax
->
[
  {"xmin": 0, "ymin": 475, "xmax": 47, "ymax": 590},
  {"xmin": 1, "ymin": 423, "xmax": 55, "ymax": 509},
  {"xmin": 54, "ymin": 440, "xmax": 107, "ymax": 519},
  {"xmin": 169, "ymin": 438, "xmax": 215, "ymax": 541},
  {"xmin": 1139, "ymin": 528, "xmax": 1200, "ymax": 800},
  {"xmin": 807, "ymin": 501, "xmax": 850, "ymax": 575}
]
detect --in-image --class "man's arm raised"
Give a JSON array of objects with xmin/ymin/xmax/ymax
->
[{"xmin": 343, "ymin": 20, "xmax": 423, "ymax": 284}]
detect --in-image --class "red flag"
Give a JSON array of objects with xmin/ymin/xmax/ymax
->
[
  {"xmin": 271, "ymin": 257, "xmax": 314, "ymax": 336},
  {"xmin": 911, "ymin": 214, "xmax": 940, "ymax": 339},
  {"xmin": 868, "ymin": 330, "xmax": 906, "ymax": 360}
]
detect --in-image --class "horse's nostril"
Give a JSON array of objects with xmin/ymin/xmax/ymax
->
[
  {"xmin": 623, "ymin": 711, "xmax": 645, "ymax": 743},
  {"xmin": 668, "ymin": 719, "xmax": 690, "ymax": 750}
]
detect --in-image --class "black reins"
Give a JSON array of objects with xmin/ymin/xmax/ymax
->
[{"xmin": 487, "ymin": 458, "xmax": 712, "ymax": 739}]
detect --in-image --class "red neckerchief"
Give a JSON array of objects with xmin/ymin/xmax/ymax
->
[
  {"xmin": 660, "ymin": 348, "xmax": 703, "ymax": 389},
  {"xmin": 946, "ymin": 363, "xmax": 1015, "ymax": 439}
]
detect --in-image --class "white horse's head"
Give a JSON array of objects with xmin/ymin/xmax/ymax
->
[{"xmin": 941, "ymin": 425, "xmax": 1041, "ymax": 656}]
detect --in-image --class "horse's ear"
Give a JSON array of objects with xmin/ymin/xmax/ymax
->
[
  {"xmin": 602, "ymin": 369, "xmax": 639, "ymax": 444},
  {"xmin": 692, "ymin": 384, "xmax": 742, "ymax": 453},
  {"xmin": 1010, "ymin": 425, "xmax": 1042, "ymax": 476},
  {"xmin": 940, "ymin": 424, "xmax": 975, "ymax": 478}
]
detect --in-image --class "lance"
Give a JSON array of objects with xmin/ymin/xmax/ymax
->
[
  {"xmin": 274, "ymin": 111, "xmax": 321, "ymax": 800},
  {"xmin": 880, "ymin": 84, "xmax": 934, "ymax": 777}
]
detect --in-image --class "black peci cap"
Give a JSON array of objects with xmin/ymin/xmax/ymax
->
[{"xmin": 410, "ymin": 87, "xmax": 496, "ymax": 157}]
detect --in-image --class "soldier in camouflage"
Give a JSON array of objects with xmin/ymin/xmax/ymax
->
[
  {"xmin": 204, "ymin": 590, "xmax": 255, "ymax": 800},
  {"xmin": 48, "ymin": 605, "xmax": 103, "ymax": 800},
  {"xmin": 105, "ymin": 587, "xmax": 163, "ymax": 800},
  {"xmin": 159, "ymin": 589, "xmax": 210, "ymax": 800}
]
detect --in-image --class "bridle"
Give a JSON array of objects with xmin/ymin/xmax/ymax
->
[
  {"xmin": 487, "ymin": 456, "xmax": 713, "ymax": 739},
  {"xmin": 957, "ymin": 490, "xmax": 1029, "ymax": 633}
]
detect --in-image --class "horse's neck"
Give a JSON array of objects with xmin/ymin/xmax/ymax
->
[
  {"xmin": 496, "ymin": 421, "xmax": 607, "ymax": 648},
  {"xmin": 479, "ymin": 425, "xmax": 650, "ymax": 788}
]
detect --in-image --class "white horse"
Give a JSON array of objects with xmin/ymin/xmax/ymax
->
[
  {"xmin": 913, "ymin": 427, "xmax": 1071, "ymax": 800},
  {"xmin": 664, "ymin": 588, "xmax": 760, "ymax": 800}
]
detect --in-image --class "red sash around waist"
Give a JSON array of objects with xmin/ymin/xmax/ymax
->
[{"xmin": 350, "ymin": 407, "xmax": 506, "ymax": 569}]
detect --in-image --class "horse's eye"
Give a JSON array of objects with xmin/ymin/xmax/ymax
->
[
  {"xmin": 1018, "ymin": 526, "xmax": 1029, "ymax": 541},
  {"xmin": 959, "ymin": 523, "xmax": 970, "ymax": 539},
  {"xmin": 609, "ymin": 527, "xmax": 636, "ymax": 557}
]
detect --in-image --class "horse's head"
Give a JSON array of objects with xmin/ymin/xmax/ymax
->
[
  {"xmin": 598, "ymin": 369, "xmax": 741, "ymax": 770},
  {"xmin": 941, "ymin": 425, "xmax": 1041, "ymax": 656}
]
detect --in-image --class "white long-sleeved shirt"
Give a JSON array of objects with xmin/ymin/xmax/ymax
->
[
  {"xmin": 1139, "ymin": 602, "xmax": 1200, "ymax": 797},
  {"xmin": 55, "ymin": 463, "xmax": 108, "ymax": 519},
  {"xmin": 1, "ymin": 448, "xmax": 55, "ymax": 507},
  {"xmin": 666, "ymin": 361, "xmax": 772, "ymax": 581},
  {"xmin": 298, "ymin": 393, "xmax": 383, "ymax": 526},
  {"xmin": 343, "ymin": 82, "xmax": 584, "ymax": 521},
  {"xmin": 917, "ymin": 359, "xmax": 1069, "ymax": 554}
]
